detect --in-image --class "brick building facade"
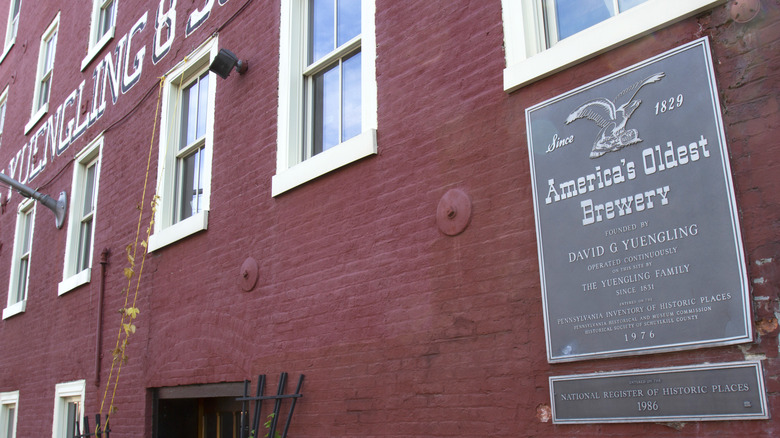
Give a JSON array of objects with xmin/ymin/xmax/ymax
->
[{"xmin": 0, "ymin": 0, "xmax": 777, "ymax": 436}]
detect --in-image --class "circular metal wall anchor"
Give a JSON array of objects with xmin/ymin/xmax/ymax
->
[
  {"xmin": 730, "ymin": 0, "xmax": 760, "ymax": 23},
  {"xmin": 437, "ymin": 189, "xmax": 472, "ymax": 236},
  {"xmin": 239, "ymin": 257, "xmax": 259, "ymax": 292}
]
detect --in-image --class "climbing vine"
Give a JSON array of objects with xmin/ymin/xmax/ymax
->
[{"xmin": 97, "ymin": 77, "xmax": 166, "ymax": 430}]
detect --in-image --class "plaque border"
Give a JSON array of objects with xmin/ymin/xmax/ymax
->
[
  {"xmin": 549, "ymin": 360, "xmax": 770, "ymax": 424},
  {"xmin": 525, "ymin": 37, "xmax": 752, "ymax": 363}
]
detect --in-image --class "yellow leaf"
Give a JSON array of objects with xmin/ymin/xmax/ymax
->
[
  {"xmin": 125, "ymin": 307, "xmax": 140, "ymax": 318},
  {"xmin": 140, "ymin": 240, "xmax": 147, "ymax": 248},
  {"xmin": 124, "ymin": 267, "xmax": 134, "ymax": 279},
  {"xmin": 125, "ymin": 244, "xmax": 135, "ymax": 265},
  {"xmin": 123, "ymin": 323, "xmax": 136, "ymax": 335}
]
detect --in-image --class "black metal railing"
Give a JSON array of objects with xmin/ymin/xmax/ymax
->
[
  {"xmin": 236, "ymin": 373, "xmax": 304, "ymax": 438},
  {"xmin": 75, "ymin": 414, "xmax": 111, "ymax": 438}
]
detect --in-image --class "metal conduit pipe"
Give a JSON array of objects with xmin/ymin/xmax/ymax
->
[{"xmin": 95, "ymin": 248, "xmax": 110, "ymax": 386}]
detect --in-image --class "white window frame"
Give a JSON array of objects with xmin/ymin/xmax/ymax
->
[
  {"xmin": 148, "ymin": 37, "xmax": 217, "ymax": 252},
  {"xmin": 501, "ymin": 0, "xmax": 724, "ymax": 92},
  {"xmin": 273, "ymin": 0, "xmax": 377, "ymax": 196},
  {"xmin": 3, "ymin": 199, "xmax": 35, "ymax": 320},
  {"xmin": 0, "ymin": 86, "xmax": 8, "ymax": 150},
  {"xmin": 59, "ymin": 136, "xmax": 102, "ymax": 295},
  {"xmin": 0, "ymin": 0, "xmax": 22, "ymax": 63},
  {"xmin": 0, "ymin": 391, "xmax": 19, "ymax": 438},
  {"xmin": 26, "ymin": 12, "xmax": 59, "ymax": 134},
  {"xmin": 81, "ymin": 0, "xmax": 117, "ymax": 70},
  {"xmin": 52, "ymin": 380, "xmax": 85, "ymax": 438}
]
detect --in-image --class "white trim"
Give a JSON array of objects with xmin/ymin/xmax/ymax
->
[
  {"xmin": 59, "ymin": 136, "xmax": 102, "ymax": 295},
  {"xmin": 275, "ymin": 0, "xmax": 377, "ymax": 195},
  {"xmin": 0, "ymin": 390, "xmax": 19, "ymax": 438},
  {"xmin": 1, "ymin": 300, "xmax": 25, "ymax": 320},
  {"xmin": 58, "ymin": 269, "xmax": 91, "ymax": 296},
  {"xmin": 148, "ymin": 210, "xmax": 208, "ymax": 252},
  {"xmin": 272, "ymin": 129, "xmax": 376, "ymax": 196},
  {"xmin": 0, "ymin": 44, "xmax": 11, "ymax": 64},
  {"xmin": 81, "ymin": 0, "xmax": 117, "ymax": 70},
  {"xmin": 0, "ymin": 85, "xmax": 8, "ymax": 148},
  {"xmin": 81, "ymin": 28, "xmax": 115, "ymax": 71},
  {"xmin": 24, "ymin": 104, "xmax": 47, "ymax": 135},
  {"xmin": 1, "ymin": 0, "xmax": 21, "ymax": 63},
  {"xmin": 28, "ymin": 12, "xmax": 59, "ymax": 130},
  {"xmin": 151, "ymin": 37, "xmax": 217, "ymax": 251},
  {"xmin": 502, "ymin": 0, "xmax": 724, "ymax": 92},
  {"xmin": 52, "ymin": 380, "xmax": 85, "ymax": 438},
  {"xmin": 4, "ymin": 199, "xmax": 35, "ymax": 320}
]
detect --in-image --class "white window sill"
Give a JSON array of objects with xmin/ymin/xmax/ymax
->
[
  {"xmin": 148, "ymin": 210, "xmax": 208, "ymax": 252},
  {"xmin": 24, "ymin": 104, "xmax": 48, "ymax": 135},
  {"xmin": 272, "ymin": 129, "xmax": 377, "ymax": 196},
  {"xmin": 58, "ymin": 269, "xmax": 91, "ymax": 296},
  {"xmin": 2, "ymin": 300, "xmax": 25, "ymax": 319},
  {"xmin": 503, "ymin": 0, "xmax": 723, "ymax": 92},
  {"xmin": 81, "ymin": 28, "xmax": 115, "ymax": 71},
  {"xmin": 0, "ymin": 40, "xmax": 13, "ymax": 64}
]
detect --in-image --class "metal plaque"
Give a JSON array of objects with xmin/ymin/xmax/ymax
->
[
  {"xmin": 525, "ymin": 38, "xmax": 751, "ymax": 362},
  {"xmin": 550, "ymin": 361, "xmax": 769, "ymax": 423}
]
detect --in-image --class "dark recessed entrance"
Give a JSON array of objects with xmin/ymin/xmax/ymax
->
[{"xmin": 153, "ymin": 382, "xmax": 244, "ymax": 438}]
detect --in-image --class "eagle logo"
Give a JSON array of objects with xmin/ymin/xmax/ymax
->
[{"xmin": 565, "ymin": 72, "xmax": 665, "ymax": 158}]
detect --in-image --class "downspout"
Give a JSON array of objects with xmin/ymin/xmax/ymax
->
[{"xmin": 95, "ymin": 248, "xmax": 110, "ymax": 386}]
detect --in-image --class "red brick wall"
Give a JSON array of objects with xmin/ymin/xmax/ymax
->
[{"xmin": 0, "ymin": 1, "xmax": 776, "ymax": 437}]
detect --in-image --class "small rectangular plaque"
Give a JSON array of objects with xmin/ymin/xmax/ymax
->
[{"xmin": 550, "ymin": 361, "xmax": 769, "ymax": 423}]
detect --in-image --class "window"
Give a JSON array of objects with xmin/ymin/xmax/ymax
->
[
  {"xmin": 59, "ymin": 137, "xmax": 102, "ymax": 295},
  {"xmin": 274, "ymin": 0, "xmax": 377, "ymax": 196},
  {"xmin": 1, "ymin": 0, "xmax": 21, "ymax": 61},
  {"xmin": 53, "ymin": 380, "xmax": 85, "ymax": 438},
  {"xmin": 543, "ymin": 0, "xmax": 648, "ymax": 45},
  {"xmin": 148, "ymin": 38, "xmax": 217, "ymax": 252},
  {"xmin": 0, "ymin": 391, "xmax": 19, "ymax": 438},
  {"xmin": 81, "ymin": 0, "xmax": 117, "ymax": 70},
  {"xmin": 501, "ymin": 0, "xmax": 722, "ymax": 91},
  {"xmin": 3, "ymin": 199, "xmax": 34, "ymax": 320},
  {"xmin": 0, "ymin": 86, "xmax": 8, "ymax": 150},
  {"xmin": 26, "ymin": 13, "xmax": 59, "ymax": 133}
]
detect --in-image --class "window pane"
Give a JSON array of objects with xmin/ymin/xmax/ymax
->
[
  {"xmin": 310, "ymin": 0, "xmax": 335, "ymax": 63},
  {"xmin": 99, "ymin": 1, "xmax": 115, "ymax": 37},
  {"xmin": 618, "ymin": 0, "xmax": 648, "ymax": 12},
  {"xmin": 180, "ymin": 74, "xmax": 209, "ymax": 149},
  {"xmin": 554, "ymin": 0, "xmax": 614, "ymax": 41},
  {"xmin": 337, "ymin": 0, "xmax": 361, "ymax": 46},
  {"xmin": 83, "ymin": 164, "xmax": 96, "ymax": 217},
  {"xmin": 20, "ymin": 214, "xmax": 31, "ymax": 254},
  {"xmin": 312, "ymin": 65, "xmax": 339, "ymax": 154},
  {"xmin": 5, "ymin": 406, "xmax": 14, "ymax": 438},
  {"xmin": 10, "ymin": 0, "xmax": 20, "ymax": 40},
  {"xmin": 16, "ymin": 258, "xmax": 27, "ymax": 303},
  {"xmin": 176, "ymin": 148, "xmax": 204, "ymax": 222},
  {"xmin": 203, "ymin": 412, "xmax": 217, "ymax": 438},
  {"xmin": 65, "ymin": 401, "xmax": 80, "ymax": 438},
  {"xmin": 77, "ymin": 219, "xmax": 92, "ymax": 272},
  {"xmin": 45, "ymin": 35, "xmax": 57, "ymax": 71},
  {"xmin": 39, "ymin": 78, "xmax": 51, "ymax": 107},
  {"xmin": 182, "ymin": 82, "xmax": 198, "ymax": 149},
  {"xmin": 342, "ymin": 51, "xmax": 361, "ymax": 142},
  {"xmin": 219, "ymin": 412, "xmax": 236, "ymax": 438}
]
